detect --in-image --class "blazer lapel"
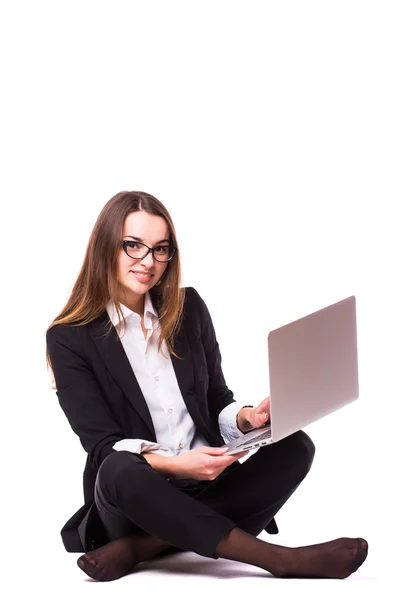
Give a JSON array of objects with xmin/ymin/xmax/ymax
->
[
  {"xmin": 170, "ymin": 326, "xmax": 205, "ymax": 429},
  {"xmin": 89, "ymin": 310, "xmax": 156, "ymax": 439},
  {"xmin": 89, "ymin": 309, "xmax": 208, "ymax": 443}
]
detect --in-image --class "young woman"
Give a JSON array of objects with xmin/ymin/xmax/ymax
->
[{"xmin": 46, "ymin": 191, "xmax": 368, "ymax": 582}]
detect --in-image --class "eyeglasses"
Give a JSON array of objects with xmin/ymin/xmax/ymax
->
[{"xmin": 121, "ymin": 240, "xmax": 177, "ymax": 262}]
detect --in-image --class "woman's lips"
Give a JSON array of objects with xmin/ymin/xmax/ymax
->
[{"xmin": 131, "ymin": 271, "xmax": 154, "ymax": 282}]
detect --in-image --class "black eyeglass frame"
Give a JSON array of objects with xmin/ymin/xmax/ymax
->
[{"xmin": 121, "ymin": 240, "xmax": 177, "ymax": 263}]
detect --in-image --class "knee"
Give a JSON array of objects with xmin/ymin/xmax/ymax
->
[
  {"xmin": 288, "ymin": 430, "xmax": 315, "ymax": 475},
  {"xmin": 97, "ymin": 450, "xmax": 147, "ymax": 488}
]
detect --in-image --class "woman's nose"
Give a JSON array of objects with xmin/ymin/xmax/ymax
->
[{"xmin": 140, "ymin": 251, "xmax": 156, "ymax": 267}]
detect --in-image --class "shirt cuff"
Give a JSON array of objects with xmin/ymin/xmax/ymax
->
[
  {"xmin": 113, "ymin": 439, "xmax": 175, "ymax": 457},
  {"xmin": 218, "ymin": 402, "xmax": 252, "ymax": 444}
]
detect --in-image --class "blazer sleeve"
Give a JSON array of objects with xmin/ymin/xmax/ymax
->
[
  {"xmin": 190, "ymin": 288, "xmax": 237, "ymax": 426},
  {"xmin": 46, "ymin": 324, "xmax": 124, "ymax": 470}
]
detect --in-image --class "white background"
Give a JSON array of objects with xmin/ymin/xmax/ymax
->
[{"xmin": 1, "ymin": 0, "xmax": 399, "ymax": 593}]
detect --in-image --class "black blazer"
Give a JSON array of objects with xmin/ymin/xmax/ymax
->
[{"xmin": 46, "ymin": 286, "xmax": 278, "ymax": 552}]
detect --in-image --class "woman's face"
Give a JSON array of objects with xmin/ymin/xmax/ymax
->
[{"xmin": 117, "ymin": 211, "xmax": 170, "ymax": 309}]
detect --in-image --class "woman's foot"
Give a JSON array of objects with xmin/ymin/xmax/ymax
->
[
  {"xmin": 267, "ymin": 537, "xmax": 369, "ymax": 578},
  {"xmin": 77, "ymin": 532, "xmax": 172, "ymax": 581},
  {"xmin": 215, "ymin": 528, "xmax": 368, "ymax": 579}
]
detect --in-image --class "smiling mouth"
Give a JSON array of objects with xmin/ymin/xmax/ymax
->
[
  {"xmin": 130, "ymin": 273, "xmax": 154, "ymax": 282},
  {"xmin": 131, "ymin": 271, "xmax": 154, "ymax": 276}
]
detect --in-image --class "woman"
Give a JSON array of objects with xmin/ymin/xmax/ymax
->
[{"xmin": 46, "ymin": 191, "xmax": 368, "ymax": 582}]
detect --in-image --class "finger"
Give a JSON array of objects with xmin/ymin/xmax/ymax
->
[
  {"xmin": 234, "ymin": 451, "xmax": 249, "ymax": 459},
  {"xmin": 203, "ymin": 446, "xmax": 230, "ymax": 455},
  {"xmin": 254, "ymin": 412, "xmax": 269, "ymax": 424},
  {"xmin": 223, "ymin": 451, "xmax": 249, "ymax": 463},
  {"xmin": 230, "ymin": 454, "xmax": 248, "ymax": 463},
  {"xmin": 214, "ymin": 454, "xmax": 244, "ymax": 466}
]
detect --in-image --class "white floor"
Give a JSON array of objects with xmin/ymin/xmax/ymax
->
[{"xmin": 13, "ymin": 529, "xmax": 395, "ymax": 600}]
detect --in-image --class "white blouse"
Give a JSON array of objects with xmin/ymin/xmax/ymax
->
[{"xmin": 106, "ymin": 292, "xmax": 248, "ymax": 457}]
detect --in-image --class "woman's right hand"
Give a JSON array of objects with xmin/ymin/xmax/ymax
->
[{"xmin": 170, "ymin": 446, "xmax": 249, "ymax": 480}]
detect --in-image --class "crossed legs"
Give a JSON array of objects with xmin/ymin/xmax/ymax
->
[{"xmin": 77, "ymin": 431, "xmax": 368, "ymax": 581}]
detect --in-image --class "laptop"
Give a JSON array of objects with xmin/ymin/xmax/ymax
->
[{"xmin": 222, "ymin": 296, "xmax": 359, "ymax": 455}]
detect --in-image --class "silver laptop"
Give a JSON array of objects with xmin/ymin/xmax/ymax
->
[{"xmin": 222, "ymin": 296, "xmax": 359, "ymax": 455}]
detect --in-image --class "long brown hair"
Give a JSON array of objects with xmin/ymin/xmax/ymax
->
[{"xmin": 45, "ymin": 191, "xmax": 186, "ymax": 387}]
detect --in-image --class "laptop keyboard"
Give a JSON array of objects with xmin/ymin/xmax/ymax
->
[{"xmin": 235, "ymin": 425, "xmax": 272, "ymax": 448}]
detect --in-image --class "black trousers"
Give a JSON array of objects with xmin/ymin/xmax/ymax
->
[{"xmin": 94, "ymin": 430, "xmax": 315, "ymax": 559}]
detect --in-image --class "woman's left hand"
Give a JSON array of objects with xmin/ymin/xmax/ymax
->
[{"xmin": 248, "ymin": 396, "xmax": 271, "ymax": 429}]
